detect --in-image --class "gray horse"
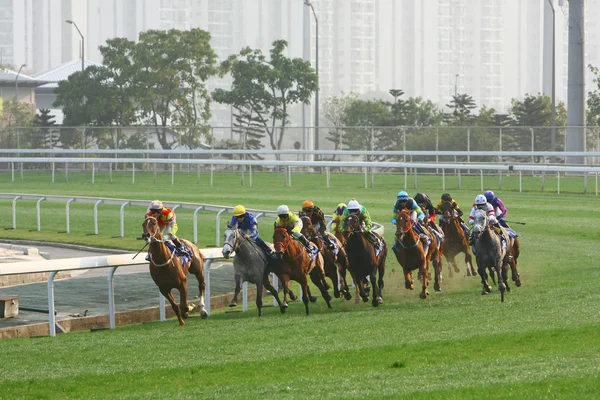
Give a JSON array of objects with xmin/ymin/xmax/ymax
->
[
  {"xmin": 471, "ymin": 209, "xmax": 507, "ymax": 302},
  {"xmin": 221, "ymin": 225, "xmax": 282, "ymax": 317}
]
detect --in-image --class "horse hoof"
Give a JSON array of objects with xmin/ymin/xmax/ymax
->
[
  {"xmin": 344, "ymin": 292, "xmax": 352, "ymax": 301},
  {"xmin": 362, "ymin": 296, "xmax": 369, "ymax": 303},
  {"xmin": 481, "ymin": 289, "xmax": 489, "ymax": 295},
  {"xmin": 182, "ymin": 312, "xmax": 189, "ymax": 319},
  {"xmin": 419, "ymin": 292, "xmax": 426, "ymax": 299},
  {"xmin": 334, "ymin": 292, "xmax": 341, "ymax": 299},
  {"xmin": 434, "ymin": 284, "xmax": 441, "ymax": 292},
  {"xmin": 200, "ymin": 309, "xmax": 208, "ymax": 319},
  {"xmin": 485, "ymin": 285, "xmax": 492, "ymax": 293},
  {"xmin": 404, "ymin": 282, "xmax": 411, "ymax": 289},
  {"xmin": 515, "ymin": 280, "xmax": 522, "ymax": 287},
  {"xmin": 178, "ymin": 320, "xmax": 186, "ymax": 326},
  {"xmin": 309, "ymin": 296, "xmax": 318, "ymax": 303},
  {"xmin": 228, "ymin": 302, "xmax": 237, "ymax": 307},
  {"xmin": 376, "ymin": 297, "xmax": 383, "ymax": 305}
]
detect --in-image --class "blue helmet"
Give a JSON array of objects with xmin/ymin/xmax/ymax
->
[
  {"xmin": 397, "ymin": 191, "xmax": 409, "ymax": 201},
  {"xmin": 484, "ymin": 190, "xmax": 495, "ymax": 201}
]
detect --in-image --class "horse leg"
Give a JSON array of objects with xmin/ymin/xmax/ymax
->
[
  {"xmin": 478, "ymin": 264, "xmax": 492, "ymax": 295},
  {"xmin": 160, "ymin": 288, "xmax": 185, "ymax": 326},
  {"xmin": 280, "ymin": 277, "xmax": 290, "ymax": 313},
  {"xmin": 189, "ymin": 263, "xmax": 208, "ymax": 319},
  {"xmin": 419, "ymin": 260, "xmax": 430, "ymax": 299},
  {"xmin": 299, "ymin": 276, "xmax": 311, "ymax": 315},
  {"xmin": 263, "ymin": 276, "xmax": 283, "ymax": 307},
  {"xmin": 310, "ymin": 268, "xmax": 333, "ymax": 308},
  {"xmin": 465, "ymin": 251, "xmax": 476, "ymax": 276},
  {"xmin": 433, "ymin": 256, "xmax": 442, "ymax": 292},
  {"xmin": 496, "ymin": 258, "xmax": 506, "ymax": 302},
  {"xmin": 229, "ymin": 272, "xmax": 242, "ymax": 308},
  {"xmin": 337, "ymin": 252, "xmax": 352, "ymax": 301},
  {"xmin": 255, "ymin": 279, "xmax": 264, "ymax": 317},
  {"xmin": 404, "ymin": 269, "xmax": 414, "ymax": 290},
  {"xmin": 370, "ymin": 270, "xmax": 381, "ymax": 307}
]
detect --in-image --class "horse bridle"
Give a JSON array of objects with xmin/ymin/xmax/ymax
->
[
  {"xmin": 273, "ymin": 227, "xmax": 290, "ymax": 252},
  {"xmin": 142, "ymin": 216, "xmax": 175, "ymax": 267},
  {"xmin": 395, "ymin": 212, "xmax": 414, "ymax": 242}
]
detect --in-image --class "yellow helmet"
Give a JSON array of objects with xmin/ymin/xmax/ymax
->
[
  {"xmin": 302, "ymin": 200, "xmax": 314, "ymax": 210},
  {"xmin": 233, "ymin": 205, "xmax": 246, "ymax": 216},
  {"xmin": 335, "ymin": 203, "xmax": 347, "ymax": 215}
]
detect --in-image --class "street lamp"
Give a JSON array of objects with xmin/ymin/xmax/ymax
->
[
  {"xmin": 304, "ymin": 0, "xmax": 319, "ymax": 154},
  {"xmin": 65, "ymin": 20, "xmax": 84, "ymax": 72},
  {"xmin": 547, "ymin": 0, "xmax": 557, "ymax": 151},
  {"xmin": 454, "ymin": 74, "xmax": 459, "ymax": 96},
  {"xmin": 15, "ymin": 63, "xmax": 27, "ymax": 99}
]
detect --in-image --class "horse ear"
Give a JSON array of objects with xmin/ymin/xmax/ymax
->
[{"xmin": 226, "ymin": 223, "xmax": 232, "ymax": 229}]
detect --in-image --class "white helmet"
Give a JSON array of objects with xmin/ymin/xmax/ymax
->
[
  {"xmin": 347, "ymin": 200, "xmax": 360, "ymax": 210},
  {"xmin": 475, "ymin": 194, "xmax": 487, "ymax": 205},
  {"xmin": 277, "ymin": 205, "xmax": 290, "ymax": 215}
]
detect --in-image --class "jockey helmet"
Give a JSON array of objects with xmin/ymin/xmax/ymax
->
[
  {"xmin": 347, "ymin": 199, "xmax": 361, "ymax": 211},
  {"xmin": 149, "ymin": 200, "xmax": 163, "ymax": 211},
  {"xmin": 302, "ymin": 200, "xmax": 314, "ymax": 210},
  {"xmin": 277, "ymin": 205, "xmax": 290, "ymax": 217},
  {"xmin": 441, "ymin": 193, "xmax": 452, "ymax": 202},
  {"xmin": 475, "ymin": 194, "xmax": 487, "ymax": 205},
  {"xmin": 413, "ymin": 193, "xmax": 427, "ymax": 204},
  {"xmin": 335, "ymin": 203, "xmax": 347, "ymax": 215},
  {"xmin": 233, "ymin": 205, "xmax": 246, "ymax": 217},
  {"xmin": 484, "ymin": 190, "xmax": 495, "ymax": 201},
  {"xmin": 397, "ymin": 191, "xmax": 409, "ymax": 201}
]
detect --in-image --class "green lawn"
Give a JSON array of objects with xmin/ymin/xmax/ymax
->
[{"xmin": 0, "ymin": 170, "xmax": 599, "ymax": 399}]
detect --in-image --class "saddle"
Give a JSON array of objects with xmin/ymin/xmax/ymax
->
[{"xmin": 165, "ymin": 241, "xmax": 192, "ymax": 265}]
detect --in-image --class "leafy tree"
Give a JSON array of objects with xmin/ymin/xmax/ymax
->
[
  {"xmin": 0, "ymin": 98, "xmax": 35, "ymax": 149},
  {"xmin": 508, "ymin": 93, "xmax": 564, "ymax": 151},
  {"xmin": 445, "ymin": 94, "xmax": 477, "ymax": 125},
  {"xmin": 32, "ymin": 108, "xmax": 58, "ymax": 148},
  {"xmin": 212, "ymin": 40, "xmax": 317, "ymax": 156},
  {"xmin": 322, "ymin": 91, "xmax": 358, "ymax": 154},
  {"xmin": 340, "ymin": 99, "xmax": 391, "ymax": 153},
  {"xmin": 404, "ymin": 97, "xmax": 444, "ymax": 127}
]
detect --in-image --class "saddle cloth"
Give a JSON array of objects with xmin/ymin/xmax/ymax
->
[{"xmin": 165, "ymin": 241, "xmax": 192, "ymax": 266}]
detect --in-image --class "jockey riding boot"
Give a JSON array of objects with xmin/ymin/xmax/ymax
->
[
  {"xmin": 322, "ymin": 233, "xmax": 335, "ymax": 250},
  {"xmin": 145, "ymin": 252, "xmax": 151, "ymax": 262},
  {"xmin": 173, "ymin": 237, "xmax": 183, "ymax": 250},
  {"xmin": 468, "ymin": 231, "xmax": 476, "ymax": 247},
  {"xmin": 298, "ymin": 234, "xmax": 318, "ymax": 256}
]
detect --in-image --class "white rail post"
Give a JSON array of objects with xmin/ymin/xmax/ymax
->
[
  {"xmin": 36, "ymin": 197, "xmax": 46, "ymax": 231},
  {"xmin": 94, "ymin": 200, "xmax": 103, "ymax": 235},
  {"xmin": 193, "ymin": 206, "xmax": 204, "ymax": 244},
  {"xmin": 442, "ymin": 169, "xmax": 446, "ymax": 191},
  {"xmin": 108, "ymin": 267, "xmax": 117, "ymax": 329},
  {"xmin": 205, "ymin": 259, "xmax": 212, "ymax": 316},
  {"xmin": 272, "ymin": 273, "xmax": 279, "ymax": 306},
  {"xmin": 132, "ymin": 163, "xmax": 135, "ymax": 184},
  {"xmin": 52, "ymin": 162, "xmax": 55, "ymax": 183},
  {"xmin": 480, "ymin": 170, "xmax": 484, "ymax": 191},
  {"xmin": 120, "ymin": 201, "xmax": 130, "ymax": 237},
  {"xmin": 215, "ymin": 209, "xmax": 227, "ymax": 246},
  {"xmin": 159, "ymin": 293, "xmax": 166, "ymax": 321},
  {"xmin": 12, "ymin": 195, "xmax": 21, "ymax": 229},
  {"xmin": 242, "ymin": 281, "xmax": 248, "ymax": 312},
  {"xmin": 48, "ymin": 271, "xmax": 58, "ymax": 337},
  {"xmin": 11, "ymin": 162, "xmax": 14, "ymax": 182},
  {"xmin": 92, "ymin": 163, "xmax": 95, "ymax": 184},
  {"xmin": 66, "ymin": 198, "xmax": 75, "ymax": 233},
  {"xmin": 326, "ymin": 166, "xmax": 330, "ymax": 188},
  {"xmin": 171, "ymin": 163, "xmax": 175, "ymax": 185}
]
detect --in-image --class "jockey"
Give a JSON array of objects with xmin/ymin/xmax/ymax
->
[
  {"xmin": 485, "ymin": 190, "xmax": 518, "ymax": 238},
  {"xmin": 300, "ymin": 200, "xmax": 335, "ymax": 250},
  {"xmin": 341, "ymin": 199, "xmax": 382, "ymax": 246},
  {"xmin": 391, "ymin": 191, "xmax": 428, "ymax": 237},
  {"xmin": 330, "ymin": 203, "xmax": 347, "ymax": 235},
  {"xmin": 229, "ymin": 204, "xmax": 275, "ymax": 259},
  {"xmin": 413, "ymin": 192, "xmax": 444, "ymax": 244},
  {"xmin": 146, "ymin": 200, "xmax": 183, "ymax": 261},
  {"xmin": 468, "ymin": 194, "xmax": 505, "ymax": 249},
  {"xmin": 275, "ymin": 205, "xmax": 319, "ymax": 257},
  {"xmin": 435, "ymin": 192, "xmax": 470, "ymax": 238}
]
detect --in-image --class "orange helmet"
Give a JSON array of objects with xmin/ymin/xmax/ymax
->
[{"xmin": 302, "ymin": 200, "xmax": 314, "ymax": 210}]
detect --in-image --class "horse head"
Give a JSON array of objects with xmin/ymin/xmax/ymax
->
[
  {"xmin": 222, "ymin": 224, "xmax": 241, "ymax": 259},
  {"xmin": 441, "ymin": 200, "xmax": 455, "ymax": 223},
  {"xmin": 142, "ymin": 216, "xmax": 163, "ymax": 244},
  {"xmin": 344, "ymin": 214, "xmax": 363, "ymax": 236},
  {"xmin": 471, "ymin": 208, "xmax": 489, "ymax": 241},
  {"xmin": 394, "ymin": 210, "xmax": 412, "ymax": 241},
  {"xmin": 299, "ymin": 215, "xmax": 317, "ymax": 239},
  {"xmin": 272, "ymin": 227, "xmax": 291, "ymax": 259}
]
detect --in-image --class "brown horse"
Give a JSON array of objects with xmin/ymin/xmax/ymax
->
[
  {"xmin": 393, "ymin": 210, "xmax": 430, "ymax": 299},
  {"xmin": 421, "ymin": 214, "xmax": 444, "ymax": 292},
  {"xmin": 300, "ymin": 215, "xmax": 352, "ymax": 300},
  {"xmin": 142, "ymin": 216, "xmax": 207, "ymax": 325},
  {"xmin": 343, "ymin": 214, "xmax": 386, "ymax": 306},
  {"xmin": 502, "ymin": 228, "xmax": 522, "ymax": 288},
  {"xmin": 440, "ymin": 200, "xmax": 476, "ymax": 277},
  {"xmin": 272, "ymin": 227, "xmax": 332, "ymax": 315}
]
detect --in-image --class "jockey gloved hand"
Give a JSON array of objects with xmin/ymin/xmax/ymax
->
[
  {"xmin": 391, "ymin": 218, "xmax": 397, "ymax": 224},
  {"xmin": 497, "ymin": 213, "xmax": 504, "ymax": 219}
]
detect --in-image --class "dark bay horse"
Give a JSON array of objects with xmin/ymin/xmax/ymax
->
[
  {"xmin": 221, "ymin": 225, "xmax": 283, "ymax": 317},
  {"xmin": 393, "ymin": 210, "xmax": 432, "ymax": 299},
  {"xmin": 343, "ymin": 214, "xmax": 386, "ymax": 306},
  {"xmin": 440, "ymin": 200, "xmax": 476, "ymax": 277},
  {"xmin": 142, "ymin": 216, "xmax": 208, "ymax": 325},
  {"xmin": 272, "ymin": 227, "xmax": 332, "ymax": 314},
  {"xmin": 300, "ymin": 215, "xmax": 352, "ymax": 300},
  {"xmin": 471, "ymin": 209, "xmax": 507, "ymax": 302}
]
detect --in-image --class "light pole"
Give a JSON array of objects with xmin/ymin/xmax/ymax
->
[
  {"xmin": 547, "ymin": 0, "xmax": 557, "ymax": 152},
  {"xmin": 304, "ymin": 0, "xmax": 319, "ymax": 154},
  {"xmin": 15, "ymin": 63, "xmax": 27, "ymax": 99},
  {"xmin": 454, "ymin": 74, "xmax": 459, "ymax": 96},
  {"xmin": 65, "ymin": 20, "xmax": 84, "ymax": 72}
]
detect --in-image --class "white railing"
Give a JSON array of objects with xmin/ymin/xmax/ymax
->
[{"xmin": 0, "ymin": 248, "xmax": 226, "ymax": 337}]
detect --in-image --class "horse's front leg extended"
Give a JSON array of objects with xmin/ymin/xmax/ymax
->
[
  {"xmin": 496, "ymin": 258, "xmax": 506, "ymax": 302},
  {"xmin": 263, "ymin": 276, "xmax": 282, "ymax": 307},
  {"xmin": 465, "ymin": 251, "xmax": 476, "ymax": 276},
  {"xmin": 419, "ymin": 260, "xmax": 430, "ymax": 299},
  {"xmin": 280, "ymin": 277, "xmax": 290, "ymax": 313},
  {"xmin": 370, "ymin": 270, "xmax": 382, "ymax": 307},
  {"xmin": 229, "ymin": 272, "xmax": 243, "ymax": 307},
  {"xmin": 255, "ymin": 280, "xmax": 264, "ymax": 317},
  {"xmin": 404, "ymin": 269, "xmax": 414, "ymax": 290},
  {"xmin": 299, "ymin": 276, "xmax": 311, "ymax": 315},
  {"xmin": 160, "ymin": 289, "xmax": 185, "ymax": 326},
  {"xmin": 478, "ymin": 263, "xmax": 492, "ymax": 295}
]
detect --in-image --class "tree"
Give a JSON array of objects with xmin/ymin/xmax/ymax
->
[
  {"xmin": 0, "ymin": 98, "xmax": 35, "ymax": 149},
  {"xmin": 212, "ymin": 40, "xmax": 317, "ymax": 156},
  {"xmin": 132, "ymin": 29, "xmax": 218, "ymax": 149},
  {"xmin": 445, "ymin": 94, "xmax": 477, "ymax": 125},
  {"xmin": 32, "ymin": 108, "xmax": 58, "ymax": 148},
  {"xmin": 340, "ymin": 99, "xmax": 391, "ymax": 153},
  {"xmin": 322, "ymin": 91, "xmax": 358, "ymax": 155}
]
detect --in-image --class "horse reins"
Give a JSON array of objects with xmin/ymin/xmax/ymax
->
[{"xmin": 144, "ymin": 216, "xmax": 176, "ymax": 268}]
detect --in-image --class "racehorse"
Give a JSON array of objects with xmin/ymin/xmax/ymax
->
[
  {"xmin": 420, "ymin": 210, "xmax": 444, "ymax": 292},
  {"xmin": 272, "ymin": 227, "xmax": 332, "ymax": 315},
  {"xmin": 393, "ymin": 210, "xmax": 432, "ymax": 299},
  {"xmin": 505, "ymin": 234, "xmax": 521, "ymax": 288},
  {"xmin": 221, "ymin": 225, "xmax": 283, "ymax": 317},
  {"xmin": 471, "ymin": 209, "xmax": 507, "ymax": 302},
  {"xmin": 440, "ymin": 200, "xmax": 476, "ymax": 277},
  {"xmin": 142, "ymin": 216, "xmax": 208, "ymax": 325},
  {"xmin": 300, "ymin": 215, "xmax": 352, "ymax": 300},
  {"xmin": 343, "ymin": 214, "xmax": 386, "ymax": 306}
]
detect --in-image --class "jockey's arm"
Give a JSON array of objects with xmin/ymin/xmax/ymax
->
[
  {"xmin": 495, "ymin": 198, "xmax": 508, "ymax": 218},
  {"xmin": 468, "ymin": 207, "xmax": 476, "ymax": 225},
  {"xmin": 453, "ymin": 203, "xmax": 464, "ymax": 218},
  {"xmin": 362, "ymin": 209, "xmax": 373, "ymax": 231},
  {"xmin": 289, "ymin": 213, "xmax": 302, "ymax": 234}
]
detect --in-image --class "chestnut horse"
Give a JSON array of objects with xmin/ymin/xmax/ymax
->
[
  {"xmin": 440, "ymin": 200, "xmax": 476, "ymax": 277},
  {"xmin": 142, "ymin": 216, "xmax": 207, "ymax": 325},
  {"xmin": 505, "ymin": 233, "xmax": 521, "ymax": 288},
  {"xmin": 393, "ymin": 210, "xmax": 431, "ymax": 299},
  {"xmin": 221, "ymin": 225, "xmax": 283, "ymax": 317},
  {"xmin": 343, "ymin": 214, "xmax": 386, "ymax": 306},
  {"xmin": 272, "ymin": 227, "xmax": 332, "ymax": 315},
  {"xmin": 300, "ymin": 215, "xmax": 352, "ymax": 300}
]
